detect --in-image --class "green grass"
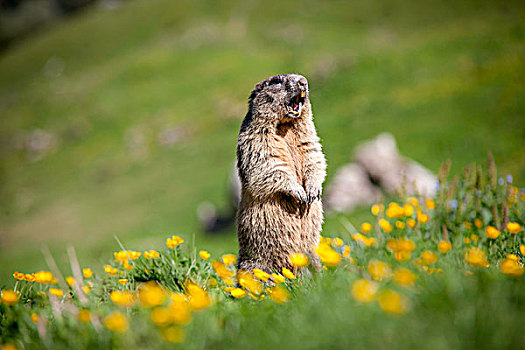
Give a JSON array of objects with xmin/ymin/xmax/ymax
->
[{"xmin": 0, "ymin": 0, "xmax": 524, "ymax": 286}]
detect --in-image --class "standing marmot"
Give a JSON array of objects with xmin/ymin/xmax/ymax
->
[{"xmin": 236, "ymin": 73, "xmax": 327, "ymax": 272}]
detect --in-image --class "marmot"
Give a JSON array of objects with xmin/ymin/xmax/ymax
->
[{"xmin": 236, "ymin": 73, "xmax": 327, "ymax": 272}]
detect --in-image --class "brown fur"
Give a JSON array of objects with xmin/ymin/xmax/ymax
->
[{"xmin": 236, "ymin": 74, "xmax": 327, "ymax": 273}]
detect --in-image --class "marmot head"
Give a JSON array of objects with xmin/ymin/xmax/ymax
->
[{"xmin": 248, "ymin": 73, "xmax": 310, "ymax": 122}]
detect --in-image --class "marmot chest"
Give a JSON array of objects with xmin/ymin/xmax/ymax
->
[{"xmin": 275, "ymin": 123, "xmax": 306, "ymax": 185}]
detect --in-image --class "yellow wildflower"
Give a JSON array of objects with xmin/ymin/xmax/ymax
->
[
  {"xmin": 104, "ymin": 265, "xmax": 118, "ymax": 275},
  {"xmin": 104, "ymin": 311, "xmax": 128, "ymax": 333},
  {"xmin": 289, "ymin": 253, "xmax": 309, "ymax": 268},
  {"xmin": 199, "ymin": 250, "xmax": 211, "ymax": 260},
  {"xmin": 438, "ymin": 240, "xmax": 452, "ymax": 253},
  {"xmin": 408, "ymin": 197, "xmax": 419, "ymax": 207},
  {"xmin": 464, "ymin": 247, "xmax": 489, "ymax": 268},
  {"xmin": 315, "ymin": 244, "xmax": 341, "ymax": 267},
  {"xmin": 1, "ymin": 345, "xmax": 17, "ymax": 350},
  {"xmin": 237, "ymin": 271, "xmax": 262, "ymax": 295},
  {"xmin": 351, "ymin": 279, "xmax": 378, "ymax": 303},
  {"xmin": 48, "ymin": 288, "xmax": 64, "ymax": 298},
  {"xmin": 78, "ymin": 309, "xmax": 91, "ymax": 323},
  {"xmin": 253, "ymin": 268, "xmax": 270, "ymax": 282},
  {"xmin": 161, "ymin": 326, "xmax": 185, "ymax": 343},
  {"xmin": 421, "ymin": 250, "xmax": 439, "ymax": 265},
  {"xmin": 186, "ymin": 283, "xmax": 211, "ymax": 310},
  {"xmin": 417, "ymin": 211, "xmax": 429, "ymax": 224},
  {"xmin": 367, "ymin": 260, "xmax": 392, "ymax": 281},
  {"xmin": 114, "ymin": 250, "xmax": 141, "ymax": 262},
  {"xmin": 272, "ymin": 273, "xmax": 286, "ymax": 284},
  {"xmin": 1, "ymin": 290, "xmax": 19, "ymax": 305},
  {"xmin": 500, "ymin": 259, "xmax": 524, "ymax": 277},
  {"xmin": 393, "ymin": 268, "xmax": 417, "ymax": 287},
  {"xmin": 485, "ymin": 226, "xmax": 500, "ymax": 239},
  {"xmin": 507, "ymin": 254, "xmax": 518, "ymax": 261},
  {"xmin": 426, "ymin": 198, "xmax": 435, "ymax": 210},
  {"xmin": 66, "ymin": 276, "xmax": 76, "ymax": 287},
  {"xmin": 342, "ymin": 245, "xmax": 351, "ymax": 258},
  {"xmin": 118, "ymin": 279, "xmax": 128, "ymax": 285},
  {"xmin": 13, "ymin": 272, "xmax": 25, "ymax": 281},
  {"xmin": 520, "ymin": 245, "xmax": 525, "ymax": 256},
  {"xmin": 151, "ymin": 307, "xmax": 172, "ymax": 326},
  {"xmin": 352, "ymin": 233, "xmax": 376, "ymax": 247},
  {"xmin": 82, "ymin": 268, "xmax": 93, "ymax": 279},
  {"xmin": 139, "ymin": 282, "xmax": 166, "ymax": 308},
  {"xmin": 464, "ymin": 222, "xmax": 472, "ymax": 229},
  {"xmin": 507, "ymin": 222, "xmax": 522, "ymax": 234},
  {"xmin": 123, "ymin": 261, "xmax": 133, "ymax": 270},
  {"xmin": 34, "ymin": 271, "xmax": 54, "ymax": 283},
  {"xmin": 166, "ymin": 235, "xmax": 184, "ymax": 249},
  {"xmin": 143, "ymin": 250, "xmax": 160, "ymax": 259},
  {"xmin": 212, "ymin": 261, "xmax": 234, "ymax": 279},
  {"xmin": 474, "ymin": 218, "xmax": 483, "ymax": 229},
  {"xmin": 24, "ymin": 273, "xmax": 35, "ymax": 282},
  {"xmin": 222, "ymin": 254, "xmax": 237, "ymax": 266},
  {"xmin": 403, "ymin": 204, "xmax": 414, "ymax": 217},
  {"xmin": 407, "ymin": 219, "xmax": 416, "ymax": 228},
  {"xmin": 379, "ymin": 219, "xmax": 393, "ymax": 233},
  {"xmin": 394, "ymin": 251, "xmax": 411, "ymax": 262},
  {"xmin": 268, "ymin": 286, "xmax": 290, "ymax": 304},
  {"xmin": 371, "ymin": 204, "xmax": 381, "ymax": 216},
  {"xmin": 31, "ymin": 313, "xmax": 39, "ymax": 323},
  {"xmin": 378, "ymin": 289, "xmax": 409, "ymax": 314},
  {"xmin": 395, "ymin": 221, "xmax": 406, "ymax": 230},
  {"xmin": 332, "ymin": 237, "xmax": 343, "ymax": 247},
  {"xmin": 230, "ymin": 288, "xmax": 246, "ymax": 298},
  {"xmin": 361, "ymin": 222, "xmax": 372, "ymax": 234},
  {"xmin": 386, "ymin": 203, "xmax": 403, "ymax": 218},
  {"xmin": 169, "ymin": 293, "xmax": 192, "ymax": 325},
  {"xmin": 464, "ymin": 237, "xmax": 471, "ymax": 244},
  {"xmin": 282, "ymin": 267, "xmax": 296, "ymax": 279},
  {"xmin": 110, "ymin": 291, "xmax": 136, "ymax": 307},
  {"xmin": 470, "ymin": 234, "xmax": 478, "ymax": 242}
]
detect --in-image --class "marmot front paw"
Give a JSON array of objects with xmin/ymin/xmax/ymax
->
[{"xmin": 305, "ymin": 181, "xmax": 322, "ymax": 204}]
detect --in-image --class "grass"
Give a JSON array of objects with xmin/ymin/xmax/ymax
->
[
  {"xmin": 1, "ymin": 163, "xmax": 524, "ymax": 349},
  {"xmin": 0, "ymin": 0, "xmax": 524, "ymax": 285}
]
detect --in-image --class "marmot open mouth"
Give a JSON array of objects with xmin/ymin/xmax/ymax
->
[{"xmin": 287, "ymin": 91, "xmax": 306, "ymax": 117}]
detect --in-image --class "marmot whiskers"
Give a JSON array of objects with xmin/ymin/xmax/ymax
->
[{"xmin": 236, "ymin": 73, "xmax": 327, "ymax": 272}]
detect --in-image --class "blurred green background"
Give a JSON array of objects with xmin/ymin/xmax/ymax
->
[{"xmin": 0, "ymin": 0, "xmax": 524, "ymax": 286}]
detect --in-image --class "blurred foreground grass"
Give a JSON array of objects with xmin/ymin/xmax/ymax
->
[{"xmin": 0, "ymin": 0, "xmax": 524, "ymax": 285}]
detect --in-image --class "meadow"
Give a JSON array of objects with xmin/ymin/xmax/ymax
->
[{"xmin": 1, "ymin": 160, "xmax": 524, "ymax": 349}]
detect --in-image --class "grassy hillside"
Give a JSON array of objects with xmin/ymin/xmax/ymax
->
[{"xmin": 1, "ymin": 0, "xmax": 524, "ymax": 285}]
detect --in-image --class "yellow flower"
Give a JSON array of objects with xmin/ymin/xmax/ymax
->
[
  {"xmin": 395, "ymin": 221, "xmax": 406, "ymax": 230},
  {"xmin": 169, "ymin": 293, "xmax": 192, "ymax": 325},
  {"xmin": 332, "ymin": 237, "xmax": 343, "ymax": 247},
  {"xmin": 110, "ymin": 291, "xmax": 136, "ymax": 307},
  {"xmin": 520, "ymin": 245, "xmax": 525, "ymax": 256},
  {"xmin": 403, "ymin": 204, "xmax": 414, "ymax": 217},
  {"xmin": 151, "ymin": 307, "xmax": 172, "ymax": 326},
  {"xmin": 139, "ymin": 281, "xmax": 166, "ymax": 308},
  {"xmin": 282, "ymin": 267, "xmax": 296, "ymax": 279},
  {"xmin": 393, "ymin": 268, "xmax": 417, "ymax": 287},
  {"xmin": 222, "ymin": 254, "xmax": 237, "ymax": 266},
  {"xmin": 268, "ymin": 286, "xmax": 290, "ymax": 304},
  {"xmin": 464, "ymin": 237, "xmax": 471, "ymax": 244},
  {"xmin": 24, "ymin": 273, "xmax": 35, "ymax": 282},
  {"xmin": 82, "ymin": 286, "xmax": 90, "ymax": 294},
  {"xmin": 352, "ymin": 233, "xmax": 376, "ymax": 247},
  {"xmin": 199, "ymin": 250, "xmax": 211, "ymax": 260},
  {"xmin": 500, "ymin": 259, "xmax": 524, "ymax": 277},
  {"xmin": 186, "ymin": 283, "xmax": 211, "ymax": 310},
  {"xmin": 315, "ymin": 244, "xmax": 341, "ymax": 267},
  {"xmin": 34, "ymin": 271, "xmax": 54, "ymax": 283},
  {"xmin": 230, "ymin": 288, "xmax": 246, "ymax": 298},
  {"xmin": 464, "ymin": 247, "xmax": 489, "ymax": 268},
  {"xmin": 351, "ymin": 279, "xmax": 378, "ymax": 303},
  {"xmin": 104, "ymin": 265, "xmax": 118, "ymax": 275},
  {"xmin": 485, "ymin": 226, "xmax": 500, "ymax": 239},
  {"xmin": 470, "ymin": 234, "xmax": 478, "ymax": 242},
  {"xmin": 342, "ymin": 245, "xmax": 352, "ymax": 258},
  {"xmin": 160, "ymin": 326, "xmax": 185, "ymax": 343},
  {"xmin": 289, "ymin": 253, "xmax": 309, "ymax": 268},
  {"xmin": 386, "ymin": 238, "xmax": 415, "ymax": 253},
  {"xmin": 1, "ymin": 345, "xmax": 17, "ymax": 350},
  {"xmin": 253, "ymin": 269, "xmax": 270, "ymax": 282},
  {"xmin": 407, "ymin": 219, "xmax": 416, "ymax": 228},
  {"xmin": 425, "ymin": 199, "xmax": 435, "ymax": 210},
  {"xmin": 394, "ymin": 251, "xmax": 411, "ymax": 262},
  {"xmin": 212, "ymin": 261, "xmax": 234, "ymax": 279},
  {"xmin": 119, "ymin": 279, "xmax": 128, "ymax": 285},
  {"xmin": 31, "ymin": 313, "xmax": 39, "ymax": 323},
  {"xmin": 438, "ymin": 240, "xmax": 452, "ymax": 253},
  {"xmin": 1, "ymin": 290, "xmax": 19, "ymax": 305},
  {"xmin": 166, "ymin": 235, "xmax": 184, "ymax": 249},
  {"xmin": 143, "ymin": 250, "xmax": 160, "ymax": 259},
  {"xmin": 367, "ymin": 260, "xmax": 392, "ymax": 281},
  {"xmin": 78, "ymin": 309, "xmax": 91, "ymax": 323},
  {"xmin": 377, "ymin": 289, "xmax": 409, "ymax": 314},
  {"xmin": 408, "ymin": 197, "xmax": 419, "ymax": 207},
  {"xmin": 379, "ymin": 219, "xmax": 393, "ymax": 233},
  {"xmin": 271, "ymin": 273, "xmax": 286, "ymax": 284},
  {"xmin": 507, "ymin": 222, "xmax": 523, "ymax": 234},
  {"xmin": 48, "ymin": 288, "xmax": 64, "ymax": 298},
  {"xmin": 371, "ymin": 204, "xmax": 381, "ymax": 216},
  {"xmin": 66, "ymin": 276, "xmax": 76, "ymax": 287},
  {"xmin": 104, "ymin": 311, "xmax": 128, "ymax": 333},
  {"xmin": 237, "ymin": 271, "xmax": 262, "ymax": 295},
  {"xmin": 421, "ymin": 250, "xmax": 439, "ymax": 265},
  {"xmin": 463, "ymin": 222, "xmax": 472, "ymax": 229},
  {"xmin": 417, "ymin": 211, "xmax": 429, "ymax": 224},
  {"xmin": 13, "ymin": 272, "xmax": 25, "ymax": 281},
  {"xmin": 474, "ymin": 218, "xmax": 483, "ymax": 229},
  {"xmin": 114, "ymin": 250, "xmax": 141, "ymax": 262},
  {"xmin": 82, "ymin": 268, "xmax": 93, "ymax": 279},
  {"xmin": 361, "ymin": 222, "xmax": 372, "ymax": 234},
  {"xmin": 386, "ymin": 203, "xmax": 403, "ymax": 218},
  {"xmin": 507, "ymin": 254, "xmax": 518, "ymax": 261}
]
